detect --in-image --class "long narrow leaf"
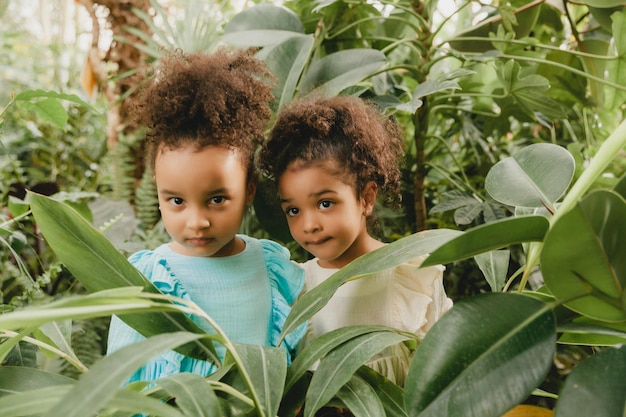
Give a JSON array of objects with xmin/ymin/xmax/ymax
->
[
  {"xmin": 157, "ymin": 373, "xmax": 222, "ymax": 417},
  {"xmin": 336, "ymin": 374, "xmax": 385, "ymax": 417},
  {"xmin": 44, "ymin": 332, "xmax": 207, "ymax": 417},
  {"xmin": 281, "ymin": 229, "xmax": 461, "ymax": 339},
  {"xmin": 29, "ymin": 192, "xmax": 216, "ymax": 360},
  {"xmin": 421, "ymin": 216, "xmax": 549, "ymax": 267},
  {"xmin": 304, "ymin": 331, "xmax": 409, "ymax": 417},
  {"xmin": 355, "ymin": 366, "xmax": 408, "ymax": 417}
]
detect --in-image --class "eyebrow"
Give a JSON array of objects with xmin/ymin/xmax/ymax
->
[
  {"xmin": 159, "ymin": 187, "xmax": 230, "ymax": 196},
  {"xmin": 280, "ymin": 189, "xmax": 337, "ymax": 204}
]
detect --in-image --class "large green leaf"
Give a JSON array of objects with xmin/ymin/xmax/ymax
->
[
  {"xmin": 554, "ymin": 345, "xmax": 626, "ymax": 417},
  {"xmin": 280, "ymin": 229, "xmax": 461, "ymax": 339},
  {"xmin": 299, "ymin": 49, "xmax": 387, "ymax": 97},
  {"xmin": 421, "ymin": 216, "xmax": 549, "ymax": 267},
  {"xmin": 44, "ymin": 332, "xmax": 207, "ymax": 417},
  {"xmin": 405, "ymin": 293, "xmax": 556, "ymax": 417},
  {"xmin": 474, "ymin": 249, "xmax": 510, "ymax": 292},
  {"xmin": 304, "ymin": 330, "xmax": 409, "ymax": 417},
  {"xmin": 262, "ymin": 33, "xmax": 315, "ymax": 109},
  {"xmin": 223, "ymin": 4, "xmax": 304, "ymax": 47},
  {"xmin": 485, "ymin": 143, "xmax": 575, "ymax": 209},
  {"xmin": 28, "ymin": 192, "xmax": 216, "ymax": 360},
  {"xmin": 541, "ymin": 190, "xmax": 626, "ymax": 322}
]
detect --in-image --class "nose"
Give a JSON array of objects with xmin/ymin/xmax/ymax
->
[
  {"xmin": 186, "ymin": 206, "xmax": 211, "ymax": 230},
  {"xmin": 302, "ymin": 210, "xmax": 321, "ymax": 234}
]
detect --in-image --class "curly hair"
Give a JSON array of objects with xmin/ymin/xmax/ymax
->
[
  {"xmin": 259, "ymin": 95, "xmax": 405, "ymax": 206},
  {"xmin": 132, "ymin": 48, "xmax": 274, "ymax": 180}
]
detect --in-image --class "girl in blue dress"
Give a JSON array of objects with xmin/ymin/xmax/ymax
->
[{"xmin": 106, "ymin": 48, "xmax": 305, "ymax": 384}]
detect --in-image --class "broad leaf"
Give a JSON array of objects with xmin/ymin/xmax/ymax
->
[
  {"xmin": 405, "ymin": 293, "xmax": 556, "ymax": 417},
  {"xmin": 485, "ymin": 143, "xmax": 575, "ymax": 209},
  {"xmin": 554, "ymin": 345, "xmax": 626, "ymax": 417},
  {"xmin": 223, "ymin": 4, "xmax": 304, "ymax": 47},
  {"xmin": 558, "ymin": 319, "xmax": 626, "ymax": 346},
  {"xmin": 280, "ymin": 229, "xmax": 461, "ymax": 339},
  {"xmin": 28, "ymin": 192, "xmax": 216, "ymax": 360},
  {"xmin": 262, "ymin": 34, "xmax": 314, "ymax": 109},
  {"xmin": 474, "ymin": 250, "xmax": 510, "ymax": 292},
  {"xmin": 421, "ymin": 216, "xmax": 549, "ymax": 267},
  {"xmin": 17, "ymin": 98, "xmax": 67, "ymax": 129},
  {"xmin": 299, "ymin": 49, "xmax": 387, "ymax": 97},
  {"xmin": 542, "ymin": 190, "xmax": 626, "ymax": 322}
]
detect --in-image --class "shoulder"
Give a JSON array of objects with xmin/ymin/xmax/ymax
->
[{"xmin": 127, "ymin": 245, "xmax": 190, "ymax": 298}]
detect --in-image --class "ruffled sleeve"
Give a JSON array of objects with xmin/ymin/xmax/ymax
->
[
  {"xmin": 106, "ymin": 249, "xmax": 193, "ymax": 384},
  {"xmin": 260, "ymin": 239, "xmax": 306, "ymax": 362},
  {"xmin": 392, "ymin": 255, "xmax": 453, "ymax": 338}
]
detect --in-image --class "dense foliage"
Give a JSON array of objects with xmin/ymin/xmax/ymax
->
[{"xmin": 1, "ymin": 0, "xmax": 625, "ymax": 416}]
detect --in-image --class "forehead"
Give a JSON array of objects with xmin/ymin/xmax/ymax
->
[
  {"xmin": 278, "ymin": 161, "xmax": 357, "ymax": 198},
  {"xmin": 155, "ymin": 145, "xmax": 247, "ymax": 188}
]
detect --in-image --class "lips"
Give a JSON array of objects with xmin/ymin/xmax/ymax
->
[
  {"xmin": 186, "ymin": 237, "xmax": 214, "ymax": 246},
  {"xmin": 306, "ymin": 237, "xmax": 331, "ymax": 246}
]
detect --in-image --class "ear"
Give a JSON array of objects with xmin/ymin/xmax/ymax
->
[
  {"xmin": 246, "ymin": 180, "xmax": 257, "ymax": 206},
  {"xmin": 361, "ymin": 181, "xmax": 378, "ymax": 216}
]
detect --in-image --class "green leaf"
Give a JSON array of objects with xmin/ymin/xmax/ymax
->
[
  {"xmin": 263, "ymin": 34, "xmax": 315, "ymax": 109},
  {"xmin": 157, "ymin": 373, "xmax": 222, "ymax": 417},
  {"xmin": 224, "ymin": 343, "xmax": 287, "ymax": 417},
  {"xmin": 474, "ymin": 250, "xmax": 510, "ymax": 292},
  {"xmin": 421, "ymin": 216, "xmax": 549, "ymax": 267},
  {"xmin": 304, "ymin": 330, "xmax": 409, "ymax": 417},
  {"xmin": 485, "ymin": 143, "xmax": 575, "ymax": 209},
  {"xmin": 0, "ymin": 385, "xmax": 73, "ymax": 416},
  {"xmin": 0, "ymin": 367, "xmax": 74, "ymax": 397},
  {"xmin": 405, "ymin": 293, "xmax": 556, "ymax": 417},
  {"xmin": 336, "ymin": 374, "xmax": 385, "ymax": 417},
  {"xmin": 14, "ymin": 89, "xmax": 93, "ymax": 108},
  {"xmin": 299, "ymin": 49, "xmax": 387, "ymax": 96},
  {"xmin": 28, "ymin": 192, "xmax": 216, "ymax": 360},
  {"xmin": 44, "ymin": 332, "xmax": 207, "ymax": 417},
  {"xmin": 280, "ymin": 229, "xmax": 461, "ymax": 339},
  {"xmin": 541, "ymin": 190, "xmax": 626, "ymax": 322},
  {"xmin": 286, "ymin": 325, "xmax": 398, "ymax": 392},
  {"xmin": 223, "ymin": 4, "xmax": 304, "ymax": 47},
  {"xmin": 355, "ymin": 366, "xmax": 408, "ymax": 417},
  {"xmin": 17, "ymin": 98, "xmax": 67, "ymax": 129},
  {"xmin": 558, "ymin": 319, "xmax": 626, "ymax": 346},
  {"xmin": 554, "ymin": 345, "xmax": 626, "ymax": 417}
]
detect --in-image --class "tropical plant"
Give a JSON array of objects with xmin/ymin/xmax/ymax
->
[{"xmin": 1, "ymin": 112, "xmax": 624, "ymax": 417}]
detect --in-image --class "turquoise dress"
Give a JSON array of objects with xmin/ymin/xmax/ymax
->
[{"xmin": 107, "ymin": 235, "xmax": 305, "ymax": 384}]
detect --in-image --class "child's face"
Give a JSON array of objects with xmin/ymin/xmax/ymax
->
[
  {"xmin": 278, "ymin": 162, "xmax": 376, "ymax": 269},
  {"xmin": 154, "ymin": 145, "xmax": 254, "ymax": 257}
]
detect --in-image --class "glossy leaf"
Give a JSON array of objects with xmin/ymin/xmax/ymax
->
[
  {"xmin": 262, "ymin": 34, "xmax": 314, "ymax": 110},
  {"xmin": 0, "ymin": 367, "xmax": 74, "ymax": 396},
  {"xmin": 299, "ymin": 49, "xmax": 387, "ymax": 97},
  {"xmin": 304, "ymin": 330, "xmax": 409, "ymax": 417},
  {"xmin": 44, "ymin": 332, "xmax": 207, "ymax": 417},
  {"xmin": 281, "ymin": 229, "xmax": 461, "ymax": 339},
  {"xmin": 222, "ymin": 4, "xmax": 303, "ymax": 48},
  {"xmin": 405, "ymin": 293, "xmax": 556, "ymax": 417},
  {"xmin": 541, "ymin": 190, "xmax": 626, "ymax": 322},
  {"xmin": 474, "ymin": 250, "xmax": 510, "ymax": 292},
  {"xmin": 421, "ymin": 216, "xmax": 548, "ymax": 267},
  {"xmin": 28, "ymin": 192, "xmax": 216, "ymax": 360},
  {"xmin": 554, "ymin": 345, "xmax": 626, "ymax": 417},
  {"xmin": 485, "ymin": 143, "xmax": 575, "ymax": 209},
  {"xmin": 558, "ymin": 319, "xmax": 626, "ymax": 346}
]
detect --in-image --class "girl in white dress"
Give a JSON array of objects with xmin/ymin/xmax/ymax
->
[{"xmin": 259, "ymin": 95, "xmax": 453, "ymax": 387}]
